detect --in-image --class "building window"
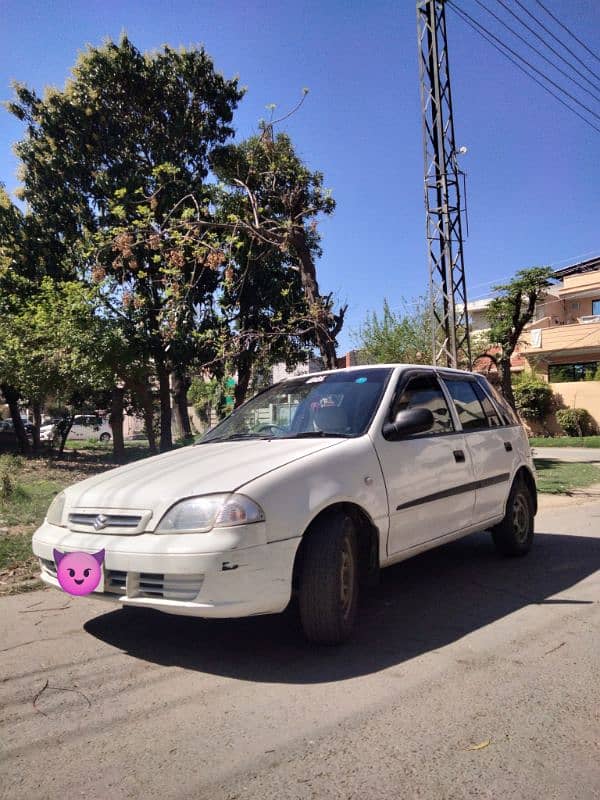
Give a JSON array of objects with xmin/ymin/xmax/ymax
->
[
  {"xmin": 592, "ymin": 300, "xmax": 600, "ymax": 316},
  {"xmin": 548, "ymin": 361, "xmax": 600, "ymax": 382}
]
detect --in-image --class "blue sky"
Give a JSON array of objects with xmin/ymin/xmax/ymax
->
[{"xmin": 1, "ymin": 0, "xmax": 599, "ymax": 353}]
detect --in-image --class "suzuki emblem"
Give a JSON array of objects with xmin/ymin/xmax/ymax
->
[{"xmin": 93, "ymin": 514, "xmax": 109, "ymax": 531}]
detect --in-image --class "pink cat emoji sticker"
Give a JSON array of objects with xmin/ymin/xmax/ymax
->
[{"xmin": 53, "ymin": 549, "xmax": 105, "ymax": 595}]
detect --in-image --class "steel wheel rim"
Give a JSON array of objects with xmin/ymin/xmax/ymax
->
[
  {"xmin": 513, "ymin": 494, "xmax": 530, "ymax": 543},
  {"xmin": 340, "ymin": 535, "xmax": 355, "ymax": 620}
]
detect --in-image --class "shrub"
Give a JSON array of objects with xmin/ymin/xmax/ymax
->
[
  {"xmin": 512, "ymin": 374, "xmax": 554, "ymax": 420},
  {"xmin": 556, "ymin": 408, "xmax": 597, "ymax": 437}
]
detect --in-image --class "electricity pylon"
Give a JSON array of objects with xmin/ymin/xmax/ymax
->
[{"xmin": 417, "ymin": 0, "xmax": 471, "ymax": 369}]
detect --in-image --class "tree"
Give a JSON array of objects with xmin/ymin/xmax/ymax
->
[
  {"xmin": 8, "ymin": 36, "xmax": 243, "ymax": 451},
  {"xmin": 476, "ymin": 267, "xmax": 553, "ymax": 410},
  {"xmin": 212, "ymin": 130, "xmax": 345, "ymax": 371},
  {"xmin": 355, "ymin": 296, "xmax": 433, "ymax": 365}
]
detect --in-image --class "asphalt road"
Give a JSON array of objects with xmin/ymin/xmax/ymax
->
[
  {"xmin": 532, "ymin": 446, "xmax": 600, "ymax": 463},
  {"xmin": 1, "ymin": 502, "xmax": 599, "ymax": 800}
]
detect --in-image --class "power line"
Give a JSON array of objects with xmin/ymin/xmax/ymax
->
[
  {"xmin": 472, "ymin": 0, "xmax": 600, "ymax": 103},
  {"xmin": 511, "ymin": 0, "xmax": 600, "ymax": 80},
  {"xmin": 493, "ymin": 0, "xmax": 600, "ymax": 94},
  {"xmin": 447, "ymin": 1, "xmax": 600, "ymax": 135},
  {"xmin": 532, "ymin": 0, "xmax": 600, "ymax": 67}
]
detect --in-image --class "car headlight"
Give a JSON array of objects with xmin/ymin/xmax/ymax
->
[
  {"xmin": 46, "ymin": 492, "xmax": 66, "ymax": 526},
  {"xmin": 155, "ymin": 493, "xmax": 265, "ymax": 533}
]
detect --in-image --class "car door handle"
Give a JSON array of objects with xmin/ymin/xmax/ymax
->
[
  {"xmin": 504, "ymin": 442, "xmax": 513, "ymax": 452},
  {"xmin": 453, "ymin": 449, "xmax": 466, "ymax": 463}
]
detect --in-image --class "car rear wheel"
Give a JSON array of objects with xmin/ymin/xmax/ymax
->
[
  {"xmin": 99, "ymin": 432, "xmax": 111, "ymax": 442},
  {"xmin": 491, "ymin": 477, "xmax": 534, "ymax": 556},
  {"xmin": 298, "ymin": 511, "xmax": 358, "ymax": 644}
]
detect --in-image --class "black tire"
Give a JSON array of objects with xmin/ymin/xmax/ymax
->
[
  {"xmin": 491, "ymin": 477, "xmax": 535, "ymax": 556},
  {"xmin": 99, "ymin": 432, "xmax": 111, "ymax": 442},
  {"xmin": 298, "ymin": 512, "xmax": 359, "ymax": 644}
]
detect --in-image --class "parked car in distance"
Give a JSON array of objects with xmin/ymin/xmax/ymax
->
[
  {"xmin": 40, "ymin": 414, "xmax": 112, "ymax": 444},
  {"xmin": 0, "ymin": 418, "xmax": 34, "ymax": 448},
  {"xmin": 33, "ymin": 365, "xmax": 537, "ymax": 644}
]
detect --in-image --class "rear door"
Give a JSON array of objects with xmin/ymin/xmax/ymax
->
[
  {"xmin": 373, "ymin": 371, "xmax": 476, "ymax": 556},
  {"xmin": 441, "ymin": 376, "xmax": 518, "ymax": 526}
]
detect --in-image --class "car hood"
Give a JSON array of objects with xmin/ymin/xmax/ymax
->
[{"xmin": 60, "ymin": 438, "xmax": 344, "ymax": 529}]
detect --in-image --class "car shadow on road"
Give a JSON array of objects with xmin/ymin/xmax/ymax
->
[{"xmin": 84, "ymin": 531, "xmax": 600, "ymax": 684}]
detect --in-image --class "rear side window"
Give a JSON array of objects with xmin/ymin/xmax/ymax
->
[
  {"xmin": 472, "ymin": 382, "xmax": 503, "ymax": 427},
  {"xmin": 443, "ymin": 379, "xmax": 488, "ymax": 431},
  {"xmin": 478, "ymin": 378, "xmax": 519, "ymax": 425},
  {"xmin": 391, "ymin": 374, "xmax": 454, "ymax": 435}
]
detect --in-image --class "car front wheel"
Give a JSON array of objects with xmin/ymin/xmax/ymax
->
[
  {"xmin": 298, "ymin": 511, "xmax": 359, "ymax": 644},
  {"xmin": 99, "ymin": 433, "xmax": 111, "ymax": 442},
  {"xmin": 491, "ymin": 478, "xmax": 534, "ymax": 556}
]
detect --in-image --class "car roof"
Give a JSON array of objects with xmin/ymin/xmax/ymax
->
[{"xmin": 279, "ymin": 364, "xmax": 481, "ymax": 381}]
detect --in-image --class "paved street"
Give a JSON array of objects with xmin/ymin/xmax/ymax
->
[
  {"xmin": 532, "ymin": 446, "xmax": 600, "ymax": 463},
  {"xmin": 1, "ymin": 502, "xmax": 599, "ymax": 800}
]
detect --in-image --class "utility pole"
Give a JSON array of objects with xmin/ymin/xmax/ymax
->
[{"xmin": 417, "ymin": 0, "xmax": 471, "ymax": 369}]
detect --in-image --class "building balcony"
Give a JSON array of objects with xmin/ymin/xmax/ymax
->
[{"xmin": 520, "ymin": 319, "xmax": 600, "ymax": 358}]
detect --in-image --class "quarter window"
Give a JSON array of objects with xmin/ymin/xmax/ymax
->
[
  {"xmin": 444, "ymin": 379, "xmax": 488, "ymax": 431},
  {"xmin": 391, "ymin": 374, "xmax": 454, "ymax": 435}
]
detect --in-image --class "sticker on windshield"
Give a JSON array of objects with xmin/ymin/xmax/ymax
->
[
  {"xmin": 355, "ymin": 377, "xmax": 368, "ymax": 384},
  {"xmin": 306, "ymin": 375, "xmax": 326, "ymax": 383}
]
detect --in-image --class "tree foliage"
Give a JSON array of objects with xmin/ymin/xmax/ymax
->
[
  {"xmin": 476, "ymin": 267, "xmax": 553, "ymax": 410},
  {"xmin": 3, "ymin": 38, "xmax": 343, "ymax": 453},
  {"xmin": 355, "ymin": 297, "xmax": 433, "ymax": 365},
  {"xmin": 512, "ymin": 373, "xmax": 554, "ymax": 420}
]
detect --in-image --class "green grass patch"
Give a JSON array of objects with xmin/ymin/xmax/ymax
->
[
  {"xmin": 534, "ymin": 458, "xmax": 600, "ymax": 494},
  {"xmin": 529, "ymin": 436, "xmax": 600, "ymax": 448},
  {"xmin": 0, "ymin": 531, "xmax": 37, "ymax": 572}
]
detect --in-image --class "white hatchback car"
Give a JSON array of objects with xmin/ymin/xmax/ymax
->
[{"xmin": 33, "ymin": 365, "xmax": 536, "ymax": 643}]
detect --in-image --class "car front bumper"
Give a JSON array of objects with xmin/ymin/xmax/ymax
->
[{"xmin": 32, "ymin": 521, "xmax": 300, "ymax": 618}]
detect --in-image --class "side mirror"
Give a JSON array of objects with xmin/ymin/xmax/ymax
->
[{"xmin": 382, "ymin": 407, "xmax": 435, "ymax": 440}]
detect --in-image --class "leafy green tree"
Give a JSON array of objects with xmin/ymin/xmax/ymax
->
[
  {"xmin": 477, "ymin": 267, "xmax": 553, "ymax": 410},
  {"xmin": 8, "ymin": 36, "xmax": 243, "ymax": 451},
  {"xmin": 354, "ymin": 296, "xmax": 433, "ymax": 365},
  {"xmin": 212, "ymin": 130, "xmax": 344, "ymax": 371}
]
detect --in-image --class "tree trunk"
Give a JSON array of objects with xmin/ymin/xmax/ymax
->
[
  {"xmin": 156, "ymin": 361, "xmax": 173, "ymax": 452},
  {"xmin": 289, "ymin": 228, "xmax": 344, "ymax": 369},
  {"xmin": 1, "ymin": 384, "xmax": 31, "ymax": 454},
  {"xmin": 234, "ymin": 350, "xmax": 254, "ymax": 408},
  {"xmin": 31, "ymin": 400, "xmax": 42, "ymax": 453},
  {"xmin": 58, "ymin": 413, "xmax": 75, "ymax": 453},
  {"xmin": 171, "ymin": 371, "xmax": 193, "ymax": 440},
  {"xmin": 498, "ymin": 356, "xmax": 516, "ymax": 411},
  {"xmin": 110, "ymin": 386, "xmax": 126, "ymax": 462}
]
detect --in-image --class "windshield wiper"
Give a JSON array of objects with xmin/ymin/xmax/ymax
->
[
  {"xmin": 283, "ymin": 431, "xmax": 351, "ymax": 439},
  {"xmin": 198, "ymin": 433, "xmax": 271, "ymax": 444}
]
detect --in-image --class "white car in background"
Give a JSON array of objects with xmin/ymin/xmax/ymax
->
[
  {"xmin": 33, "ymin": 365, "xmax": 537, "ymax": 644},
  {"xmin": 40, "ymin": 414, "xmax": 112, "ymax": 444}
]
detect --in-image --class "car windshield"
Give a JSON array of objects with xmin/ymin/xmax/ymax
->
[{"xmin": 200, "ymin": 368, "xmax": 393, "ymax": 443}]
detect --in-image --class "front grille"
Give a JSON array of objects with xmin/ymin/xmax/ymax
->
[
  {"xmin": 104, "ymin": 569, "xmax": 204, "ymax": 601},
  {"xmin": 67, "ymin": 509, "xmax": 152, "ymax": 535},
  {"xmin": 105, "ymin": 569, "xmax": 127, "ymax": 593},
  {"xmin": 69, "ymin": 513, "xmax": 141, "ymax": 528},
  {"xmin": 40, "ymin": 558, "xmax": 57, "ymax": 578}
]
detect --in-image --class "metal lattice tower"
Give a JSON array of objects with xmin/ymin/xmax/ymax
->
[{"xmin": 417, "ymin": 0, "xmax": 471, "ymax": 369}]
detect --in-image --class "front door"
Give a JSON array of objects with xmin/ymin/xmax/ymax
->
[{"xmin": 373, "ymin": 372, "xmax": 477, "ymax": 556}]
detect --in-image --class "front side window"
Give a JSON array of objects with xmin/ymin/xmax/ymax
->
[
  {"xmin": 200, "ymin": 368, "xmax": 392, "ymax": 443},
  {"xmin": 592, "ymin": 300, "xmax": 600, "ymax": 316},
  {"xmin": 444, "ymin": 379, "xmax": 488, "ymax": 431},
  {"xmin": 390, "ymin": 374, "xmax": 454, "ymax": 435}
]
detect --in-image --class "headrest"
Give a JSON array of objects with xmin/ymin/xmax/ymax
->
[{"xmin": 314, "ymin": 405, "xmax": 349, "ymax": 434}]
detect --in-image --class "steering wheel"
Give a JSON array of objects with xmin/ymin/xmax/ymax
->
[{"xmin": 256, "ymin": 424, "xmax": 288, "ymax": 436}]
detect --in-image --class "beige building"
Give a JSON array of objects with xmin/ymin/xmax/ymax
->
[{"xmin": 517, "ymin": 257, "xmax": 600, "ymax": 428}]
